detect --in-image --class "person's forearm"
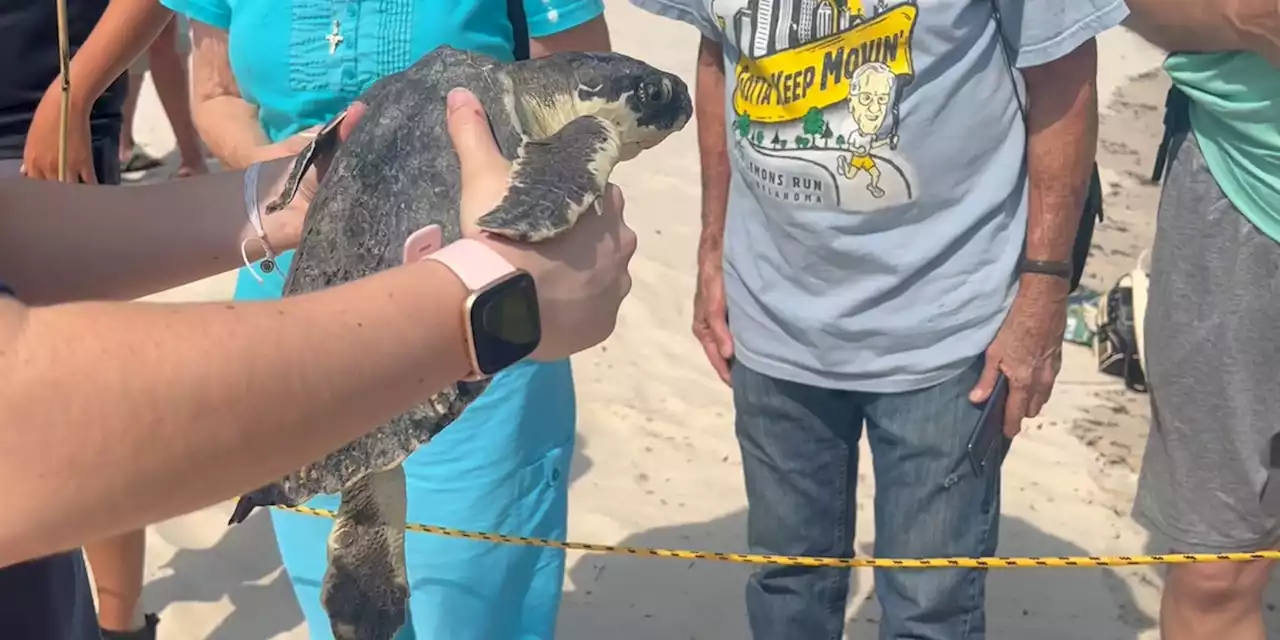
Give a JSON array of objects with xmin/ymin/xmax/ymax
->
[
  {"xmin": 530, "ymin": 14, "xmax": 613, "ymax": 56},
  {"xmin": 189, "ymin": 22, "xmax": 270, "ymax": 169},
  {"xmin": 0, "ymin": 161, "xmax": 296, "ymax": 304},
  {"xmin": 695, "ymin": 37, "xmax": 730, "ymax": 267},
  {"xmin": 1021, "ymin": 40, "xmax": 1098, "ymax": 293},
  {"xmin": 61, "ymin": 0, "xmax": 174, "ymax": 113},
  {"xmin": 194, "ymin": 96, "xmax": 268, "ymax": 169},
  {"xmin": 1124, "ymin": 0, "xmax": 1280, "ymax": 59},
  {"xmin": 0, "ymin": 259, "xmax": 472, "ymax": 567}
]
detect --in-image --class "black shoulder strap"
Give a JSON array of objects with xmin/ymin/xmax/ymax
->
[
  {"xmin": 1151, "ymin": 86, "xmax": 1191, "ymax": 183},
  {"xmin": 508, "ymin": 0, "xmax": 531, "ymax": 61}
]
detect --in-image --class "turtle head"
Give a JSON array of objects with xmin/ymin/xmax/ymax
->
[
  {"xmin": 511, "ymin": 52, "xmax": 692, "ymax": 160},
  {"xmin": 571, "ymin": 54, "xmax": 692, "ymax": 160}
]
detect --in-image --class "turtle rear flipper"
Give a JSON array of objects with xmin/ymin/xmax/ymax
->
[
  {"xmin": 476, "ymin": 114, "xmax": 622, "ymax": 242},
  {"xmin": 323, "ymin": 466, "xmax": 409, "ymax": 640}
]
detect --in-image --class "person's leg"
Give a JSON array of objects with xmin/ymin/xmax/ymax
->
[
  {"xmin": 84, "ymin": 533, "xmax": 159, "ymax": 639},
  {"xmin": 118, "ymin": 71, "xmax": 142, "ymax": 164},
  {"xmin": 399, "ymin": 359, "xmax": 576, "ymax": 640},
  {"xmin": 860, "ymin": 356, "xmax": 998, "ymax": 640},
  {"xmin": 504, "ymin": 360, "xmax": 575, "ymax": 640},
  {"xmin": 118, "ymin": 50, "xmax": 165, "ymax": 173},
  {"xmin": 865, "ymin": 163, "xmax": 883, "ymax": 198},
  {"xmin": 85, "ymin": 126, "xmax": 161, "ymax": 640},
  {"xmin": 732, "ymin": 361, "xmax": 862, "ymax": 640},
  {"xmin": 91, "ymin": 130, "xmax": 122, "ymax": 186},
  {"xmin": 1133, "ymin": 131, "xmax": 1280, "ymax": 640},
  {"xmin": 1161, "ymin": 562, "xmax": 1271, "ymax": 640},
  {"xmin": 147, "ymin": 15, "xmax": 207, "ymax": 177}
]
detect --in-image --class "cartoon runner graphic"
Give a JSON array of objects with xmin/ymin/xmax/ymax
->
[
  {"xmin": 719, "ymin": 0, "xmax": 919, "ymax": 208},
  {"xmin": 836, "ymin": 62, "xmax": 900, "ymax": 199}
]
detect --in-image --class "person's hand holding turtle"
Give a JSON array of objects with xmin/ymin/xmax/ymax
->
[
  {"xmin": 444, "ymin": 88, "xmax": 638, "ymax": 361},
  {"xmin": 245, "ymin": 125, "xmax": 327, "ymax": 166},
  {"xmin": 249, "ymin": 104, "xmax": 368, "ymax": 254}
]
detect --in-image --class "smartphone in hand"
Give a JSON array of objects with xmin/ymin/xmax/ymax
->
[{"xmin": 966, "ymin": 373, "xmax": 1010, "ymax": 476}]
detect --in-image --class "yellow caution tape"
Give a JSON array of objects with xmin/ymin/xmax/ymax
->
[{"xmin": 277, "ymin": 505, "xmax": 1278, "ymax": 569}]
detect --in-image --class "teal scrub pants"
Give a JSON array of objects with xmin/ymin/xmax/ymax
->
[{"xmin": 237, "ymin": 252, "xmax": 576, "ymax": 640}]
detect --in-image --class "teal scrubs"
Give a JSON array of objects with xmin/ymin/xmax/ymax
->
[{"xmin": 160, "ymin": 1, "xmax": 603, "ymax": 637}]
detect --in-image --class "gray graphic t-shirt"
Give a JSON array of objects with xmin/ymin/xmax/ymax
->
[{"xmin": 632, "ymin": 0, "xmax": 1127, "ymax": 392}]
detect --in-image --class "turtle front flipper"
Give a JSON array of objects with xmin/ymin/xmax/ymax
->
[
  {"xmin": 227, "ymin": 464, "xmax": 336, "ymax": 525},
  {"xmin": 323, "ymin": 466, "xmax": 409, "ymax": 640},
  {"xmin": 263, "ymin": 109, "xmax": 354, "ymax": 215},
  {"xmin": 476, "ymin": 114, "xmax": 623, "ymax": 242},
  {"xmin": 228, "ymin": 485, "xmax": 294, "ymax": 525}
]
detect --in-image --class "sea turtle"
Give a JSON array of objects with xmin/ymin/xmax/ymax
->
[{"xmin": 227, "ymin": 46, "xmax": 690, "ymax": 640}]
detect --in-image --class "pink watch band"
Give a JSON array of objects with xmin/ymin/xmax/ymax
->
[{"xmin": 424, "ymin": 238, "xmax": 518, "ymax": 292}]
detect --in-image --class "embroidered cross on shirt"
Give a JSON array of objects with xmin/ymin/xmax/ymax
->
[{"xmin": 326, "ymin": 20, "xmax": 344, "ymax": 55}]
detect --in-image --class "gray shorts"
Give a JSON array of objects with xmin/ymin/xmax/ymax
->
[{"xmin": 1133, "ymin": 131, "xmax": 1280, "ymax": 553}]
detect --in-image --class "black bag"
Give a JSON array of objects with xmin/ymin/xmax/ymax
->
[
  {"xmin": 988, "ymin": 1, "xmax": 1102, "ymax": 293},
  {"xmin": 1088, "ymin": 83, "xmax": 1191, "ymax": 394},
  {"xmin": 1095, "ymin": 273, "xmax": 1148, "ymax": 392}
]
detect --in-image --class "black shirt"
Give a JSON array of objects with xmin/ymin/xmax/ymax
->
[
  {"xmin": 0, "ymin": 3, "xmax": 126, "ymax": 632},
  {"xmin": 0, "ymin": 553, "xmax": 101, "ymax": 640},
  {"xmin": 0, "ymin": 0, "xmax": 126, "ymax": 159},
  {"xmin": 0, "ymin": 2, "xmax": 125, "ymax": 634},
  {"xmin": 0, "ymin": 284, "xmax": 100, "ymax": 640}
]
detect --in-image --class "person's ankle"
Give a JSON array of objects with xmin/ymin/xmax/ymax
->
[{"xmin": 176, "ymin": 161, "xmax": 209, "ymax": 178}]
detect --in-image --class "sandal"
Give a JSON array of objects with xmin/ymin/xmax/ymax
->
[
  {"xmin": 100, "ymin": 613, "xmax": 160, "ymax": 640},
  {"xmin": 122, "ymin": 148, "xmax": 164, "ymax": 173}
]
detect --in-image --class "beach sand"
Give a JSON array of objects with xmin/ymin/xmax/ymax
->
[{"xmin": 120, "ymin": 6, "xmax": 1279, "ymax": 637}]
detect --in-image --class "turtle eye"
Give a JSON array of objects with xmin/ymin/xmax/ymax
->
[
  {"xmin": 640, "ymin": 79, "xmax": 670, "ymax": 105},
  {"xmin": 573, "ymin": 68, "xmax": 606, "ymax": 97}
]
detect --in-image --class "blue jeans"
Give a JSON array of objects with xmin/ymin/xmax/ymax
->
[{"xmin": 732, "ymin": 357, "xmax": 1002, "ymax": 640}]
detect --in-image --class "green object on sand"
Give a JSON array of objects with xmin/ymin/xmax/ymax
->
[{"xmin": 1064, "ymin": 287, "xmax": 1100, "ymax": 346}]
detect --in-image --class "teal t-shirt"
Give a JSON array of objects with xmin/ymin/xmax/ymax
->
[
  {"xmin": 167, "ymin": 0, "xmax": 602, "ymax": 139},
  {"xmin": 1166, "ymin": 52, "xmax": 1280, "ymax": 242},
  {"xmin": 158, "ymin": 1, "xmax": 603, "ymax": 639}
]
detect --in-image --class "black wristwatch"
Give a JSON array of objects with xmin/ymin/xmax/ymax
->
[{"xmin": 1018, "ymin": 258, "xmax": 1073, "ymax": 281}]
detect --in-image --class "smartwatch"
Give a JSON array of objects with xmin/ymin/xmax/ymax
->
[{"xmin": 403, "ymin": 226, "xmax": 542, "ymax": 381}]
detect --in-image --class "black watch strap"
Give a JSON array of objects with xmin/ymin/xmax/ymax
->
[{"xmin": 1018, "ymin": 259, "xmax": 1073, "ymax": 280}]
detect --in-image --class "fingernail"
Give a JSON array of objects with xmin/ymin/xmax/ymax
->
[{"xmin": 446, "ymin": 89, "xmax": 468, "ymax": 112}]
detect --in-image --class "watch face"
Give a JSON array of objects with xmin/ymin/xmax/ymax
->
[{"xmin": 469, "ymin": 273, "xmax": 541, "ymax": 376}]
